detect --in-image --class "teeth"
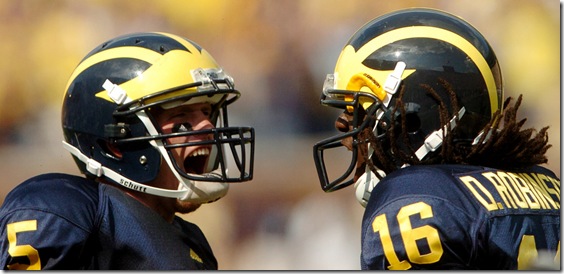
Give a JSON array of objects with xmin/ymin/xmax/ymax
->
[{"xmin": 189, "ymin": 148, "xmax": 210, "ymax": 157}]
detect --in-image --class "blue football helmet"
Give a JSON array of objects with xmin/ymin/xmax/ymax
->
[
  {"xmin": 313, "ymin": 8, "xmax": 503, "ymax": 206},
  {"xmin": 62, "ymin": 32, "xmax": 254, "ymax": 203}
]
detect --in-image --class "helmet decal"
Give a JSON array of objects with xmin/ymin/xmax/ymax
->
[
  {"xmin": 64, "ymin": 47, "xmax": 161, "ymax": 96},
  {"xmin": 336, "ymin": 25, "xmax": 499, "ymax": 115},
  {"xmin": 93, "ymin": 49, "xmax": 219, "ymax": 103}
]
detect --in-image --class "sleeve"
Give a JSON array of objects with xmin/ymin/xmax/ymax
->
[
  {"xmin": 0, "ymin": 175, "xmax": 98, "ymax": 270},
  {"xmin": 360, "ymin": 195, "xmax": 480, "ymax": 270}
]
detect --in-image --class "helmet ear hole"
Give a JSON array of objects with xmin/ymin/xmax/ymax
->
[
  {"xmin": 404, "ymin": 113, "xmax": 421, "ymax": 134},
  {"xmin": 98, "ymin": 140, "xmax": 123, "ymax": 160}
]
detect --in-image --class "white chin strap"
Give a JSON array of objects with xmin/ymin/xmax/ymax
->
[
  {"xmin": 173, "ymin": 166, "xmax": 229, "ymax": 203},
  {"xmin": 354, "ymin": 168, "xmax": 386, "ymax": 208},
  {"xmin": 62, "ymin": 140, "xmax": 228, "ymax": 204},
  {"xmin": 354, "ymin": 106, "xmax": 466, "ymax": 207},
  {"xmin": 353, "ymin": 61, "xmax": 405, "ymax": 207},
  {"xmin": 353, "ymin": 127, "xmax": 387, "ymax": 208},
  {"xmin": 414, "ymin": 107, "xmax": 466, "ymax": 160}
]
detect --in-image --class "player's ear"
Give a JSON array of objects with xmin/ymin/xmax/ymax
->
[{"xmin": 99, "ymin": 140, "xmax": 123, "ymax": 160}]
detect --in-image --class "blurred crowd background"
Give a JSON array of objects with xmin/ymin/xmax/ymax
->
[{"xmin": 0, "ymin": 0, "xmax": 559, "ymax": 270}]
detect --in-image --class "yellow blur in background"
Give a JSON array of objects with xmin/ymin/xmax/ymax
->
[{"xmin": 0, "ymin": 0, "xmax": 559, "ymax": 270}]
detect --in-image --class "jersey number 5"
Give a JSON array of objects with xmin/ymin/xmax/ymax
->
[
  {"xmin": 372, "ymin": 201, "xmax": 443, "ymax": 270},
  {"xmin": 6, "ymin": 220, "xmax": 41, "ymax": 270}
]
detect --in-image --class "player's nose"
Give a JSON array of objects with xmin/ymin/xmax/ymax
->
[{"xmin": 335, "ymin": 112, "xmax": 351, "ymax": 133}]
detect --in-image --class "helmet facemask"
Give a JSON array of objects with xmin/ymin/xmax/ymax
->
[
  {"xmin": 107, "ymin": 68, "xmax": 254, "ymax": 203},
  {"xmin": 314, "ymin": 72, "xmax": 468, "ymax": 207},
  {"xmin": 313, "ymin": 76, "xmax": 387, "ymax": 194}
]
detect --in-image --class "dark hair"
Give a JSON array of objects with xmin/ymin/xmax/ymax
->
[
  {"xmin": 459, "ymin": 94, "xmax": 551, "ymax": 170},
  {"xmin": 365, "ymin": 80, "xmax": 551, "ymax": 173}
]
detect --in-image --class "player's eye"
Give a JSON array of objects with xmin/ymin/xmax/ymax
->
[
  {"xmin": 202, "ymin": 108, "xmax": 212, "ymax": 118},
  {"xmin": 172, "ymin": 122, "xmax": 193, "ymax": 133}
]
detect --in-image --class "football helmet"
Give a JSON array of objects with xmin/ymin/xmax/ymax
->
[
  {"xmin": 313, "ymin": 8, "xmax": 503, "ymax": 206},
  {"xmin": 62, "ymin": 32, "xmax": 254, "ymax": 203}
]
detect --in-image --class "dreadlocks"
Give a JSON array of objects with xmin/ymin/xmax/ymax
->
[
  {"xmin": 462, "ymin": 94, "xmax": 551, "ymax": 170},
  {"xmin": 365, "ymin": 79, "xmax": 552, "ymax": 174}
]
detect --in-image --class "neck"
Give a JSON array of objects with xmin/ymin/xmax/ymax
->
[
  {"xmin": 126, "ymin": 191, "xmax": 177, "ymax": 223},
  {"xmin": 97, "ymin": 178, "xmax": 177, "ymax": 223}
]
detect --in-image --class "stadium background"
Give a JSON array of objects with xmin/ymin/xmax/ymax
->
[{"xmin": 0, "ymin": 0, "xmax": 559, "ymax": 270}]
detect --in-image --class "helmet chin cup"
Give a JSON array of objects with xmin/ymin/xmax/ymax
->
[
  {"xmin": 177, "ymin": 182, "xmax": 229, "ymax": 204},
  {"xmin": 354, "ymin": 169, "xmax": 386, "ymax": 207},
  {"xmin": 177, "ymin": 168, "xmax": 230, "ymax": 203}
]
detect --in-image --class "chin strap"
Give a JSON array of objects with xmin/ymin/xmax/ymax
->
[
  {"xmin": 62, "ymin": 140, "xmax": 228, "ymax": 203},
  {"xmin": 354, "ymin": 169, "xmax": 386, "ymax": 208},
  {"xmin": 354, "ymin": 106, "xmax": 466, "ymax": 207},
  {"xmin": 414, "ymin": 107, "xmax": 466, "ymax": 160},
  {"xmin": 62, "ymin": 140, "xmax": 188, "ymax": 198},
  {"xmin": 354, "ymin": 122, "xmax": 386, "ymax": 207}
]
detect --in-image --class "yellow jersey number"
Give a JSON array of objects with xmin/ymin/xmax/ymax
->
[
  {"xmin": 372, "ymin": 201, "xmax": 443, "ymax": 270},
  {"xmin": 6, "ymin": 220, "xmax": 41, "ymax": 270},
  {"xmin": 517, "ymin": 235, "xmax": 560, "ymax": 269},
  {"xmin": 372, "ymin": 201, "xmax": 561, "ymax": 270}
]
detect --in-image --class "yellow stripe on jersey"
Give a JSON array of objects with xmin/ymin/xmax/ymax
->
[{"xmin": 190, "ymin": 248, "xmax": 203, "ymax": 264}]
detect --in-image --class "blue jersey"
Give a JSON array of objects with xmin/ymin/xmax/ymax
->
[
  {"xmin": 0, "ymin": 173, "xmax": 217, "ymax": 270},
  {"xmin": 361, "ymin": 164, "xmax": 560, "ymax": 270}
]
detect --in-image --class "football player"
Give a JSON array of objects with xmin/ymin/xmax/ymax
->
[
  {"xmin": 313, "ymin": 8, "xmax": 560, "ymax": 270},
  {"xmin": 0, "ymin": 32, "xmax": 254, "ymax": 269}
]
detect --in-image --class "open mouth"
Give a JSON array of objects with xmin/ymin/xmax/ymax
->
[{"xmin": 183, "ymin": 147, "xmax": 210, "ymax": 174}]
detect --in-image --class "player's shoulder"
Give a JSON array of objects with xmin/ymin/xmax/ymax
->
[
  {"xmin": 173, "ymin": 216, "xmax": 206, "ymax": 238},
  {"xmin": 367, "ymin": 164, "xmax": 484, "ymax": 210},
  {"xmin": 377, "ymin": 164, "xmax": 479, "ymax": 193},
  {"xmin": 388, "ymin": 164, "xmax": 483, "ymax": 179},
  {"xmin": 1, "ymin": 173, "xmax": 99, "ymax": 215},
  {"xmin": 5, "ymin": 173, "xmax": 98, "ymax": 200},
  {"xmin": 525, "ymin": 165, "xmax": 559, "ymax": 180}
]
